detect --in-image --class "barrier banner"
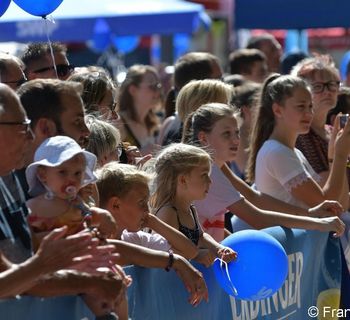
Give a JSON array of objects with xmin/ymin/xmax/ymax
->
[
  {"xmin": 126, "ymin": 227, "xmax": 342, "ymax": 320},
  {"xmin": 0, "ymin": 295, "xmax": 94, "ymax": 320}
]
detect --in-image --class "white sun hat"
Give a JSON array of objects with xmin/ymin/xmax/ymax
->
[{"xmin": 26, "ymin": 136, "xmax": 97, "ymax": 197}]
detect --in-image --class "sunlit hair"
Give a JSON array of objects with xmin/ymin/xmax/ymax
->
[
  {"xmin": 176, "ymin": 79, "xmax": 233, "ymax": 123},
  {"xmin": 21, "ymin": 42, "xmax": 67, "ymax": 71},
  {"xmin": 118, "ymin": 64, "xmax": 159, "ymax": 131},
  {"xmin": 182, "ymin": 103, "xmax": 239, "ymax": 146},
  {"xmin": 85, "ymin": 115, "xmax": 121, "ymax": 166},
  {"xmin": 246, "ymin": 74, "xmax": 310, "ymax": 183},
  {"xmin": 0, "ymin": 52, "xmax": 25, "ymax": 76},
  {"xmin": 96, "ymin": 162, "xmax": 151, "ymax": 207},
  {"xmin": 68, "ymin": 68, "xmax": 116, "ymax": 116},
  {"xmin": 290, "ymin": 54, "xmax": 339, "ymax": 81},
  {"xmin": 149, "ymin": 143, "xmax": 211, "ymax": 211}
]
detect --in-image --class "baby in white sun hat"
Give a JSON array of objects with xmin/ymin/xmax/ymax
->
[{"xmin": 25, "ymin": 135, "xmax": 112, "ymax": 239}]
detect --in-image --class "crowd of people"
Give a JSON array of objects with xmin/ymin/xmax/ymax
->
[{"xmin": 0, "ymin": 33, "xmax": 350, "ymax": 319}]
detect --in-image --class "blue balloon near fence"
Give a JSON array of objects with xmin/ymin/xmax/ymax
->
[
  {"xmin": 0, "ymin": 0, "xmax": 10, "ymax": 17},
  {"xmin": 213, "ymin": 230, "xmax": 288, "ymax": 301},
  {"xmin": 113, "ymin": 36, "xmax": 140, "ymax": 55},
  {"xmin": 14, "ymin": 0, "xmax": 64, "ymax": 17}
]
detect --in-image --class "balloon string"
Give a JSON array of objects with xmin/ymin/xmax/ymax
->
[
  {"xmin": 214, "ymin": 257, "xmax": 238, "ymax": 296},
  {"xmin": 43, "ymin": 16, "xmax": 58, "ymax": 79}
]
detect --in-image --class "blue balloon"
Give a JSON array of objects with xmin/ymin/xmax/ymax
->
[
  {"xmin": 340, "ymin": 51, "xmax": 350, "ymax": 81},
  {"xmin": 0, "ymin": 0, "xmax": 11, "ymax": 18},
  {"xmin": 91, "ymin": 19, "xmax": 111, "ymax": 53},
  {"xmin": 113, "ymin": 36, "xmax": 140, "ymax": 55},
  {"xmin": 213, "ymin": 230, "xmax": 288, "ymax": 301},
  {"xmin": 174, "ymin": 33, "xmax": 190, "ymax": 60},
  {"xmin": 14, "ymin": 0, "xmax": 64, "ymax": 17}
]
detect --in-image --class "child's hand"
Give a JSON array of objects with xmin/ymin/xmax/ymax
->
[
  {"xmin": 193, "ymin": 248, "xmax": 216, "ymax": 267},
  {"xmin": 172, "ymin": 254, "xmax": 208, "ymax": 306},
  {"xmin": 90, "ymin": 207, "xmax": 117, "ymax": 239},
  {"xmin": 308, "ymin": 200, "xmax": 344, "ymax": 217},
  {"xmin": 217, "ymin": 246, "xmax": 237, "ymax": 263},
  {"xmin": 317, "ymin": 216, "xmax": 345, "ymax": 238}
]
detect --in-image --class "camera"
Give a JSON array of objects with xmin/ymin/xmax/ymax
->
[{"xmin": 340, "ymin": 114, "xmax": 349, "ymax": 128}]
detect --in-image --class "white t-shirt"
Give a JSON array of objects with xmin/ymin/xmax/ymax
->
[
  {"xmin": 255, "ymin": 139, "xmax": 319, "ymax": 208},
  {"xmin": 195, "ymin": 163, "xmax": 243, "ymax": 241},
  {"xmin": 121, "ymin": 230, "xmax": 171, "ymax": 252}
]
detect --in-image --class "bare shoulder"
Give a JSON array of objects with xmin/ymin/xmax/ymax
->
[{"xmin": 156, "ymin": 206, "xmax": 178, "ymax": 228}]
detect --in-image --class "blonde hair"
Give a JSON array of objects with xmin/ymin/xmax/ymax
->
[
  {"xmin": 182, "ymin": 103, "xmax": 239, "ymax": 145},
  {"xmin": 96, "ymin": 162, "xmax": 150, "ymax": 207},
  {"xmin": 176, "ymin": 79, "xmax": 233, "ymax": 123},
  {"xmin": 150, "ymin": 143, "xmax": 211, "ymax": 211},
  {"xmin": 85, "ymin": 115, "xmax": 121, "ymax": 165}
]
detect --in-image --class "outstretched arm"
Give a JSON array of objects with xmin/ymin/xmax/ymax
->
[
  {"xmin": 107, "ymin": 239, "xmax": 208, "ymax": 306},
  {"xmin": 144, "ymin": 213, "xmax": 198, "ymax": 259},
  {"xmin": 229, "ymin": 198, "xmax": 345, "ymax": 237},
  {"xmin": 221, "ymin": 163, "xmax": 343, "ymax": 217}
]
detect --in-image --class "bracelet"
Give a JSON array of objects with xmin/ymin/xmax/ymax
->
[{"xmin": 165, "ymin": 249, "xmax": 174, "ymax": 272}]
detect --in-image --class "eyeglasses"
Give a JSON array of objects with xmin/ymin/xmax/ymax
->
[
  {"xmin": 32, "ymin": 64, "xmax": 75, "ymax": 78},
  {"xmin": 311, "ymin": 81, "xmax": 340, "ymax": 94},
  {"xmin": 0, "ymin": 119, "xmax": 32, "ymax": 134},
  {"xmin": 2, "ymin": 76, "xmax": 27, "ymax": 87},
  {"xmin": 139, "ymin": 82, "xmax": 162, "ymax": 91},
  {"xmin": 97, "ymin": 101, "xmax": 119, "ymax": 120}
]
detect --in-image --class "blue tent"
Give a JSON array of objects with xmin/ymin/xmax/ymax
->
[
  {"xmin": 235, "ymin": 0, "xmax": 350, "ymax": 29},
  {"xmin": 0, "ymin": 0, "xmax": 210, "ymax": 42}
]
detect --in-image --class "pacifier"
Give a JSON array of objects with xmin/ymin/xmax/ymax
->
[{"xmin": 64, "ymin": 185, "xmax": 77, "ymax": 200}]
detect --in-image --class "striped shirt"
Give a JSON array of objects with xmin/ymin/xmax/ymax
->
[{"xmin": 0, "ymin": 171, "xmax": 32, "ymax": 263}]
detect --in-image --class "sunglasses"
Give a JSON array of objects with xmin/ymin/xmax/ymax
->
[
  {"xmin": 0, "ymin": 119, "xmax": 32, "ymax": 134},
  {"xmin": 32, "ymin": 64, "xmax": 75, "ymax": 78},
  {"xmin": 2, "ymin": 76, "xmax": 27, "ymax": 87}
]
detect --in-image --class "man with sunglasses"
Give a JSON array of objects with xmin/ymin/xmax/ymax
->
[
  {"xmin": 21, "ymin": 42, "xmax": 74, "ymax": 81},
  {"xmin": 0, "ymin": 52, "xmax": 27, "ymax": 90}
]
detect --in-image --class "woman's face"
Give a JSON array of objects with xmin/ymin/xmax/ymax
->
[
  {"xmin": 199, "ymin": 115, "xmax": 240, "ymax": 165},
  {"xmin": 309, "ymin": 70, "xmax": 340, "ymax": 114},
  {"xmin": 276, "ymin": 87, "xmax": 314, "ymax": 135},
  {"xmin": 98, "ymin": 87, "xmax": 119, "ymax": 122},
  {"xmin": 130, "ymin": 72, "xmax": 161, "ymax": 109}
]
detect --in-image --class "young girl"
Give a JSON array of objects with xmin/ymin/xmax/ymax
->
[
  {"xmin": 96, "ymin": 162, "xmax": 209, "ymax": 307},
  {"xmin": 247, "ymin": 74, "xmax": 350, "ymax": 214},
  {"xmin": 25, "ymin": 135, "xmax": 116, "ymax": 241},
  {"xmin": 182, "ymin": 102, "xmax": 345, "ymax": 242},
  {"xmin": 150, "ymin": 143, "xmax": 237, "ymax": 267},
  {"xmin": 96, "ymin": 162, "xmax": 198, "ymax": 258}
]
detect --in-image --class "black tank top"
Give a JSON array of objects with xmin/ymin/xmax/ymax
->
[{"xmin": 172, "ymin": 205, "xmax": 201, "ymax": 246}]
